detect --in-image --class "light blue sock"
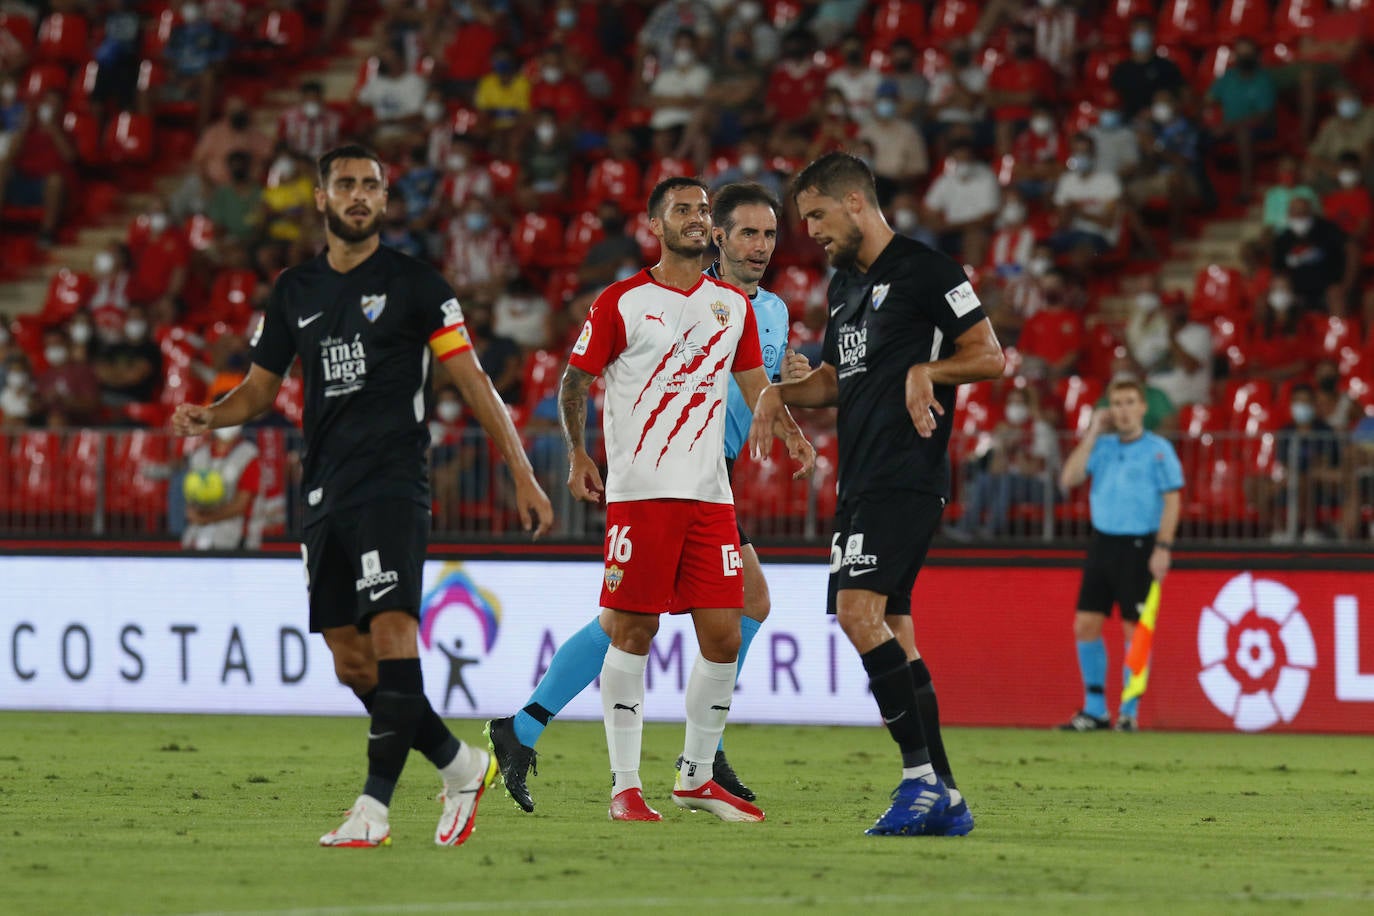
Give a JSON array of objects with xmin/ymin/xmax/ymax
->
[
  {"xmin": 512, "ymin": 616, "xmax": 611, "ymax": 749},
  {"xmin": 718, "ymin": 616, "xmax": 762, "ymax": 752},
  {"xmin": 1076, "ymin": 638, "xmax": 1108, "ymax": 719},
  {"xmin": 1120, "ymin": 665, "xmax": 1139, "ymax": 718}
]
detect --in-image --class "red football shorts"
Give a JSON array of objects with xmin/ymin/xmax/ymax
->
[{"xmin": 599, "ymin": 499, "xmax": 744, "ymax": 614}]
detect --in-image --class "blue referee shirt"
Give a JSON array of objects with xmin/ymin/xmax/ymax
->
[
  {"xmin": 1085, "ymin": 431, "xmax": 1184, "ymax": 535},
  {"xmin": 705, "ymin": 266, "xmax": 791, "ymax": 459}
]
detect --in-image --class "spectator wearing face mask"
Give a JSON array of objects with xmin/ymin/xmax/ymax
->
[
  {"xmin": 443, "ymin": 199, "xmax": 516, "ymax": 302},
  {"xmin": 925, "ymin": 41, "xmax": 991, "ymax": 153},
  {"xmin": 181, "ymin": 424, "xmax": 261, "ymax": 550},
  {"xmin": 1051, "ymin": 132, "xmax": 1122, "ymax": 257},
  {"xmin": 259, "ymin": 150, "xmax": 315, "ymax": 244},
  {"xmin": 0, "ymin": 88, "xmax": 75, "ymax": 248},
  {"xmin": 950, "ymin": 383, "xmax": 1059, "ymax": 540},
  {"xmin": 1009, "ymin": 103, "xmax": 1064, "ymax": 201},
  {"xmin": 92, "ymin": 305, "xmax": 163, "ymax": 407},
  {"xmin": 191, "ymin": 97, "xmax": 274, "ymax": 190},
  {"xmin": 529, "ymin": 45, "xmax": 596, "ymax": 130},
  {"xmin": 392, "ymin": 144, "xmax": 441, "ymax": 223},
  {"xmin": 358, "ymin": 46, "xmax": 431, "ymax": 143},
  {"xmin": 35, "ymin": 327, "xmax": 102, "ymax": 426},
  {"xmin": 492, "ymin": 276, "xmax": 552, "ymax": 351},
  {"xmin": 432, "ymin": 138, "xmax": 493, "ymax": 221},
  {"xmin": 88, "ymin": 245, "xmax": 133, "ymax": 317},
  {"xmin": 277, "ymin": 80, "xmax": 341, "ymax": 159},
  {"xmin": 1109, "ymin": 17, "xmax": 1187, "ymax": 122},
  {"xmin": 648, "ymin": 30, "xmax": 712, "ymax": 133},
  {"xmin": 826, "ymin": 33, "xmax": 882, "ymax": 124},
  {"xmin": 764, "ymin": 29, "xmax": 826, "ymax": 132},
  {"xmin": 206, "ymin": 150, "xmax": 263, "ymax": 244},
  {"xmin": 637, "ymin": 0, "xmax": 716, "ymax": 67},
  {"xmin": 986, "ymin": 23, "xmax": 1057, "ymax": 155},
  {"xmin": 0, "ymin": 353, "xmax": 36, "ymax": 429},
  {"xmin": 882, "ymin": 38, "xmax": 928, "ymax": 120},
  {"xmin": 1087, "ymin": 92, "xmax": 1141, "ymax": 180},
  {"xmin": 922, "ymin": 138, "xmax": 1001, "ymax": 266},
  {"xmin": 519, "ymin": 111, "xmax": 571, "ymax": 201},
  {"xmin": 1018, "ymin": 266, "xmax": 1089, "ymax": 382},
  {"xmin": 1309, "ymin": 87, "xmax": 1374, "ymax": 186},
  {"xmin": 887, "ymin": 190, "xmax": 938, "ymax": 250},
  {"xmin": 1322, "ymin": 150, "xmax": 1372, "ymax": 245},
  {"xmin": 858, "ymin": 83, "xmax": 928, "ymax": 206},
  {"xmin": 709, "ymin": 136, "xmax": 784, "ymax": 199},
  {"xmin": 1250, "ymin": 384, "xmax": 1343, "ymax": 544},
  {"xmin": 1273, "ymin": 195, "xmax": 1353, "ymax": 314},
  {"xmin": 164, "ymin": 0, "xmax": 229, "ymax": 129},
  {"xmin": 1134, "ymin": 285, "xmax": 1213, "ymax": 409},
  {"xmin": 128, "ymin": 202, "xmax": 189, "ymax": 313},
  {"xmin": 1126, "ymin": 88, "xmax": 1203, "ymax": 238},
  {"xmin": 985, "ymin": 189, "xmax": 1035, "ymax": 279},
  {"xmin": 1249, "ymin": 273, "xmax": 1318, "ymax": 384},
  {"xmin": 1205, "ymin": 38, "xmax": 1277, "ymax": 203},
  {"xmin": 473, "ymin": 46, "xmax": 531, "ymax": 137},
  {"xmin": 438, "ymin": 1, "xmax": 501, "ymax": 98},
  {"xmin": 1260, "ymin": 155, "xmax": 1322, "ymax": 238},
  {"xmin": 429, "ymin": 383, "xmax": 495, "ymax": 512},
  {"xmin": 379, "ymin": 198, "xmax": 425, "ymax": 260}
]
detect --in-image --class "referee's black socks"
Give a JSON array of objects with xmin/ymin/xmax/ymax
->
[
  {"xmin": 909, "ymin": 657, "xmax": 956, "ymax": 790},
  {"xmin": 861, "ymin": 639, "xmax": 931, "ymax": 769},
  {"xmin": 362, "ymin": 658, "xmax": 429, "ymax": 806}
]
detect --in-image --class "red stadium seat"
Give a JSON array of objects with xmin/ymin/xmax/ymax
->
[
  {"xmin": 0, "ymin": 12, "xmax": 35, "ymax": 56},
  {"xmin": 142, "ymin": 8, "xmax": 177, "ymax": 58},
  {"xmin": 871, "ymin": 0, "xmax": 927, "ymax": 47},
  {"xmin": 768, "ymin": 265, "xmax": 824, "ymax": 320},
  {"xmin": 928, "ymin": 0, "xmax": 979, "ymax": 45},
  {"xmin": 64, "ymin": 428, "xmax": 105, "ymax": 516},
  {"xmin": 13, "ymin": 431, "xmax": 64, "ymax": 517},
  {"xmin": 1156, "ymin": 0, "xmax": 1213, "ymax": 48},
  {"xmin": 1195, "ymin": 45, "xmax": 1235, "ymax": 96},
  {"xmin": 40, "ymin": 268, "xmax": 92, "ymax": 324},
  {"xmin": 487, "ymin": 159, "xmax": 518, "ymax": 197},
  {"xmin": 35, "ymin": 11, "xmax": 89, "ymax": 66},
  {"xmin": 186, "ymin": 213, "xmax": 216, "ymax": 252},
  {"xmin": 1224, "ymin": 378, "xmax": 1273, "ymax": 428},
  {"xmin": 1316, "ymin": 315, "xmax": 1357, "ymax": 358},
  {"xmin": 351, "ymin": 55, "xmax": 379, "ymax": 101},
  {"xmin": 1100, "ymin": 0, "xmax": 1157, "ymax": 47},
  {"xmin": 510, "ymin": 212, "xmax": 565, "ymax": 270},
  {"xmin": 1275, "ymin": 0, "xmax": 1324, "ymax": 43},
  {"xmin": 520, "ymin": 349, "xmax": 564, "ymax": 414},
  {"xmin": 1154, "ymin": 45, "xmax": 1195, "ymax": 87},
  {"xmin": 1079, "ymin": 50, "xmax": 1126, "ymax": 102},
  {"xmin": 256, "ymin": 9, "xmax": 307, "ymax": 59},
  {"xmin": 586, "ymin": 158, "xmax": 642, "ymax": 214},
  {"xmin": 23, "ymin": 62, "xmax": 69, "ymax": 100},
  {"xmin": 206, "ymin": 269, "xmax": 258, "ymax": 325},
  {"xmin": 67, "ymin": 59, "xmax": 100, "ymax": 113},
  {"xmin": 1057, "ymin": 375, "xmax": 1104, "ymax": 434},
  {"xmin": 1216, "ymin": 0, "xmax": 1271, "ymax": 43},
  {"xmin": 1190, "ymin": 263, "xmax": 1245, "ymax": 320},
  {"xmin": 106, "ymin": 429, "xmax": 169, "ymax": 526},
  {"xmin": 563, "ymin": 210, "xmax": 605, "ymax": 266},
  {"xmin": 642, "ymin": 156, "xmax": 693, "ymax": 196},
  {"xmin": 104, "ymin": 110, "xmax": 155, "ymax": 165}
]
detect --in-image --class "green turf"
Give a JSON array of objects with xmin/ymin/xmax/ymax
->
[{"xmin": 2, "ymin": 712, "xmax": 1372, "ymax": 915}]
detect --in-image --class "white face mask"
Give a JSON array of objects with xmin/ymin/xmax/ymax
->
[
  {"xmin": 44, "ymin": 345, "xmax": 68, "ymax": 367},
  {"xmin": 436, "ymin": 401, "xmax": 462, "ymax": 422},
  {"xmin": 673, "ymin": 48, "xmax": 695, "ymax": 69},
  {"xmin": 1000, "ymin": 201, "xmax": 1026, "ymax": 226},
  {"xmin": 148, "ymin": 212, "xmax": 169, "ymax": 234},
  {"xmin": 213, "ymin": 425, "xmax": 242, "ymax": 441},
  {"xmin": 1269, "ymin": 289, "xmax": 1294, "ymax": 312},
  {"xmin": 182, "ymin": 4, "xmax": 201, "ymax": 23},
  {"xmin": 893, "ymin": 208, "xmax": 917, "ymax": 232},
  {"xmin": 1338, "ymin": 98, "xmax": 1361, "ymax": 120},
  {"xmin": 274, "ymin": 156, "xmax": 296, "ymax": 179},
  {"xmin": 1290, "ymin": 402, "xmax": 1316, "ymax": 425},
  {"xmin": 6, "ymin": 370, "xmax": 28, "ymax": 387},
  {"xmin": 1151, "ymin": 102, "xmax": 1174, "ymax": 124},
  {"xmin": 427, "ymin": 420, "xmax": 447, "ymax": 443},
  {"xmin": 70, "ymin": 323, "xmax": 92, "ymax": 345},
  {"xmin": 125, "ymin": 319, "xmax": 148, "ymax": 340},
  {"xmin": 447, "ymin": 153, "xmax": 468, "ymax": 171},
  {"xmin": 1005, "ymin": 402, "xmax": 1030, "ymax": 424},
  {"xmin": 0, "ymin": 83, "xmax": 15, "ymax": 105},
  {"xmin": 541, "ymin": 66, "xmax": 562, "ymax": 84},
  {"xmin": 1339, "ymin": 168, "xmax": 1362, "ymax": 189},
  {"xmin": 738, "ymin": 0, "xmax": 762, "ymax": 22},
  {"xmin": 739, "ymin": 153, "xmax": 763, "ymax": 176},
  {"xmin": 94, "ymin": 252, "xmax": 116, "ymax": 275},
  {"xmin": 1288, "ymin": 217, "xmax": 1314, "ymax": 236},
  {"xmin": 37, "ymin": 103, "xmax": 57, "ymax": 124},
  {"xmin": 1030, "ymin": 115, "xmax": 1053, "ymax": 137},
  {"xmin": 1135, "ymin": 292, "xmax": 1160, "ymax": 313},
  {"xmin": 302, "ymin": 100, "xmax": 322, "ymax": 119},
  {"xmin": 423, "ymin": 101, "xmax": 444, "ymax": 123},
  {"xmin": 1028, "ymin": 255, "xmax": 1051, "ymax": 277},
  {"xmin": 535, "ymin": 122, "xmax": 557, "ymax": 144}
]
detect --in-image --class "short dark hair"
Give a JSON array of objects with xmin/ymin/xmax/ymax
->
[
  {"xmin": 647, "ymin": 176, "xmax": 709, "ymax": 219},
  {"xmin": 1107, "ymin": 377, "xmax": 1146, "ymax": 401},
  {"xmin": 713, "ymin": 182, "xmax": 780, "ymax": 234},
  {"xmin": 790, "ymin": 152, "xmax": 878, "ymax": 206},
  {"xmin": 1291, "ymin": 383, "xmax": 1316, "ymax": 400},
  {"xmin": 317, "ymin": 143, "xmax": 385, "ymax": 185},
  {"xmin": 300, "ymin": 80, "xmax": 323, "ymax": 96}
]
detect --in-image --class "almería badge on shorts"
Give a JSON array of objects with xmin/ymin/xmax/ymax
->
[
  {"xmin": 361, "ymin": 294, "xmax": 387, "ymax": 322},
  {"xmin": 710, "ymin": 300, "xmax": 730, "ymax": 327},
  {"xmin": 605, "ymin": 564, "xmax": 624, "ymax": 592}
]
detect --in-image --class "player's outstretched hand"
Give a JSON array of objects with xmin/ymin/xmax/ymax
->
[
  {"xmin": 748, "ymin": 386, "xmax": 783, "ymax": 460},
  {"xmin": 904, "ymin": 365, "xmax": 942, "ymax": 438},
  {"xmin": 514, "ymin": 474, "xmax": 555, "ymax": 539},
  {"xmin": 170, "ymin": 403, "xmax": 212, "ymax": 437},
  {"xmin": 786, "ymin": 430, "xmax": 816, "ymax": 480},
  {"xmin": 567, "ymin": 450, "xmax": 605, "ymax": 503},
  {"xmin": 781, "ymin": 349, "xmax": 811, "ymax": 383}
]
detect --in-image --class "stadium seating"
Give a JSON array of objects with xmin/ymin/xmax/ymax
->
[{"xmin": 34, "ymin": 12, "xmax": 89, "ymax": 67}]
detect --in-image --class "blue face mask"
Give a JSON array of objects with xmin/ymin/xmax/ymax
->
[
  {"xmin": 874, "ymin": 98, "xmax": 898, "ymax": 119},
  {"xmin": 464, "ymin": 212, "xmax": 489, "ymax": 232},
  {"xmin": 1098, "ymin": 110, "xmax": 1122, "ymax": 129},
  {"xmin": 556, "ymin": 9, "xmax": 577, "ymax": 29},
  {"xmin": 1130, "ymin": 31, "xmax": 1153, "ymax": 55}
]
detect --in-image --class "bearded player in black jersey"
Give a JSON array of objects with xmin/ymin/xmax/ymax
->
[
  {"xmin": 172, "ymin": 144, "xmax": 554, "ymax": 849},
  {"xmin": 751, "ymin": 153, "xmax": 1004, "ymax": 837}
]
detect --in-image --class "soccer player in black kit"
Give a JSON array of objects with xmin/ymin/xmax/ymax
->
[
  {"xmin": 751, "ymin": 153, "xmax": 1005, "ymax": 836},
  {"xmin": 172, "ymin": 144, "xmax": 554, "ymax": 848}
]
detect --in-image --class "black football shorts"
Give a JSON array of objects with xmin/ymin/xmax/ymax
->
[
  {"xmin": 826, "ymin": 489, "xmax": 946, "ymax": 616},
  {"xmin": 301, "ymin": 498, "xmax": 431, "ymax": 632},
  {"xmin": 1075, "ymin": 530, "xmax": 1156, "ymax": 621}
]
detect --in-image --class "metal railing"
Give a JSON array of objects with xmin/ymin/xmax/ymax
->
[{"xmin": 0, "ymin": 426, "xmax": 1369, "ymax": 546}]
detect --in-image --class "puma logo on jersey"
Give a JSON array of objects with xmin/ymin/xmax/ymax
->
[{"xmin": 645, "ymin": 312, "xmax": 665, "ymax": 325}]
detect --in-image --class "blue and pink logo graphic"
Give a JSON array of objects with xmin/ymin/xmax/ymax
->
[{"xmin": 419, "ymin": 563, "xmax": 502, "ymax": 712}]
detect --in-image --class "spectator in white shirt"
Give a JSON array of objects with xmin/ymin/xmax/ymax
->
[
  {"xmin": 826, "ymin": 33, "xmax": 883, "ymax": 124},
  {"xmin": 925, "ymin": 42, "xmax": 992, "ymax": 154},
  {"xmin": 923, "ymin": 137, "xmax": 1001, "ymax": 265},
  {"xmin": 1087, "ymin": 93, "xmax": 1141, "ymax": 180},
  {"xmin": 356, "ymin": 46, "xmax": 429, "ymax": 144},
  {"xmin": 1050, "ymin": 133, "xmax": 1122, "ymax": 257},
  {"xmin": 648, "ymin": 29, "xmax": 712, "ymax": 132},
  {"xmin": 859, "ymin": 83, "xmax": 929, "ymax": 205}
]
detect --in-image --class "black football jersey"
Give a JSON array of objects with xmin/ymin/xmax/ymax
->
[
  {"xmin": 821, "ymin": 235, "xmax": 988, "ymax": 500},
  {"xmin": 251, "ymin": 245, "xmax": 470, "ymax": 525}
]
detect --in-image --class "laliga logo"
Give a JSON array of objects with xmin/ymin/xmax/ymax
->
[
  {"xmin": 418, "ymin": 563, "xmax": 502, "ymax": 713},
  {"xmin": 1197, "ymin": 573, "xmax": 1317, "ymax": 732}
]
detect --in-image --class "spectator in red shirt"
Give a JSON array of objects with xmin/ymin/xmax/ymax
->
[
  {"xmin": 1016, "ymin": 267, "xmax": 1085, "ymax": 381},
  {"xmin": 1293, "ymin": 2, "xmax": 1367, "ymax": 142},
  {"xmin": 437, "ymin": 2, "xmax": 501, "ymax": 97},
  {"xmin": 987, "ymin": 24, "xmax": 1056, "ymax": 155},
  {"xmin": 0, "ymin": 89, "xmax": 75, "ymax": 247},
  {"xmin": 530, "ymin": 44, "xmax": 597, "ymax": 130},
  {"xmin": 765, "ymin": 30, "xmax": 825, "ymax": 138},
  {"xmin": 1249, "ymin": 273, "xmax": 1317, "ymax": 384},
  {"xmin": 1009, "ymin": 103, "xmax": 1064, "ymax": 200},
  {"xmin": 128, "ymin": 201, "xmax": 190, "ymax": 319},
  {"xmin": 806, "ymin": 89, "xmax": 858, "ymax": 161},
  {"xmin": 36, "ymin": 327, "xmax": 102, "ymax": 426},
  {"xmin": 1322, "ymin": 150, "xmax": 1372, "ymax": 246}
]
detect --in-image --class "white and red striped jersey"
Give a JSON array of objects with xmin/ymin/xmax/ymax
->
[
  {"xmin": 277, "ymin": 104, "xmax": 342, "ymax": 159},
  {"xmin": 569, "ymin": 270, "xmax": 762, "ymax": 505}
]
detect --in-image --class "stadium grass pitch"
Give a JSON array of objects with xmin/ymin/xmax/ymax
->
[{"xmin": 2, "ymin": 712, "xmax": 1372, "ymax": 915}]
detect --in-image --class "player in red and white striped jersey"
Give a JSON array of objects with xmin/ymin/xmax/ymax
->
[
  {"xmin": 560, "ymin": 177, "xmax": 813, "ymax": 823},
  {"xmin": 277, "ymin": 81, "xmax": 342, "ymax": 160}
]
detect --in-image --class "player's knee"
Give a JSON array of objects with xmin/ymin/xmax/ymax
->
[
  {"xmin": 332, "ymin": 655, "xmax": 376, "ymax": 692},
  {"xmin": 1073, "ymin": 614, "xmax": 1104, "ymax": 642}
]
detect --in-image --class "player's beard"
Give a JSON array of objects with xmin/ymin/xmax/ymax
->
[
  {"xmin": 824, "ymin": 219, "xmax": 865, "ymax": 269},
  {"xmin": 325, "ymin": 202, "xmax": 382, "ymax": 243},
  {"xmin": 662, "ymin": 225, "xmax": 709, "ymax": 259}
]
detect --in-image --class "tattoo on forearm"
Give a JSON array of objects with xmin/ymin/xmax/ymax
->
[{"xmin": 559, "ymin": 365, "xmax": 595, "ymax": 453}]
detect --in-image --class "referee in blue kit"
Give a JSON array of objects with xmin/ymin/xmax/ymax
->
[{"xmin": 1057, "ymin": 377, "xmax": 1183, "ymax": 732}]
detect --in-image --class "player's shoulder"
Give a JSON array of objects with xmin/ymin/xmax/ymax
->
[
  {"xmin": 1142, "ymin": 431, "xmax": 1180, "ymax": 456},
  {"xmin": 888, "ymin": 234, "xmax": 963, "ymax": 282},
  {"xmin": 378, "ymin": 243, "xmax": 448, "ymax": 286},
  {"xmin": 271, "ymin": 251, "xmax": 327, "ymax": 291},
  {"xmin": 752, "ymin": 285, "xmax": 789, "ymax": 316}
]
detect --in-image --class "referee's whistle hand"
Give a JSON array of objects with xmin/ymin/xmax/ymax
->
[{"xmin": 170, "ymin": 404, "xmax": 211, "ymax": 436}]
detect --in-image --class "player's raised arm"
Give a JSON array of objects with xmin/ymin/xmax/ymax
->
[
  {"xmin": 558, "ymin": 363, "xmax": 604, "ymax": 503},
  {"xmin": 170, "ymin": 363, "xmax": 284, "ymax": 436},
  {"xmin": 735, "ymin": 365, "xmax": 815, "ymax": 479},
  {"xmin": 441, "ymin": 347, "xmax": 554, "ymax": 538}
]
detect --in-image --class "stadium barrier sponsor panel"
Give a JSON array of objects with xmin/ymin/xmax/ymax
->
[{"xmin": 1, "ymin": 557, "xmax": 1370, "ymax": 733}]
